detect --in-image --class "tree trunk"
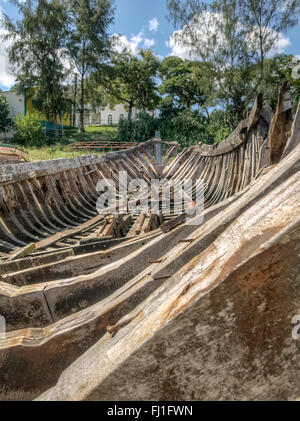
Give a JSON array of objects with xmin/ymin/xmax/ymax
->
[
  {"xmin": 53, "ymin": 109, "xmax": 58, "ymax": 137},
  {"xmin": 73, "ymin": 73, "xmax": 78, "ymax": 127},
  {"xmin": 204, "ymin": 107, "xmax": 210, "ymax": 121},
  {"xmin": 128, "ymin": 101, "xmax": 134, "ymax": 121},
  {"xmin": 80, "ymin": 73, "xmax": 85, "ymax": 133},
  {"xmin": 233, "ymin": 98, "xmax": 244, "ymax": 120},
  {"xmin": 259, "ymin": 34, "xmax": 264, "ymax": 86}
]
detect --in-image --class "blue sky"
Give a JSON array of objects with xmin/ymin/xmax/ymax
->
[
  {"xmin": 111, "ymin": 0, "xmax": 173, "ymax": 57},
  {"xmin": 0, "ymin": 0, "xmax": 299, "ymax": 91}
]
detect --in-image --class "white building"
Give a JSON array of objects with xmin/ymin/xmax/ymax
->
[
  {"xmin": 0, "ymin": 90, "xmax": 24, "ymax": 120},
  {"xmin": 82, "ymin": 103, "xmax": 154, "ymax": 126},
  {"xmin": 100, "ymin": 104, "xmax": 137, "ymax": 125},
  {"xmin": 1, "ymin": 87, "xmax": 156, "ymax": 127},
  {"xmin": 78, "ymin": 103, "xmax": 133, "ymax": 127}
]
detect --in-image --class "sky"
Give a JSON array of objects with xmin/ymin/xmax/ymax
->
[{"xmin": 0, "ymin": 0, "xmax": 299, "ymax": 91}]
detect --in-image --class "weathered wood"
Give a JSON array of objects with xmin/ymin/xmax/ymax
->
[
  {"xmin": 0, "ymin": 88, "xmax": 299, "ymax": 402},
  {"xmin": 8, "ymin": 243, "xmax": 35, "ymax": 261},
  {"xmin": 36, "ymin": 165, "xmax": 300, "ymax": 401},
  {"xmin": 268, "ymin": 82, "xmax": 294, "ymax": 164}
]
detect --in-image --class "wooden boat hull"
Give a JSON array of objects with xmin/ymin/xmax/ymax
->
[
  {"xmin": 0, "ymin": 145, "xmax": 26, "ymax": 163},
  {"xmin": 0, "ymin": 85, "xmax": 299, "ymax": 401}
]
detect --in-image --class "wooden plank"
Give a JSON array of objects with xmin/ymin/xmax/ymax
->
[
  {"xmin": 8, "ymin": 243, "xmax": 36, "ymax": 261},
  {"xmin": 35, "ymin": 214, "xmax": 105, "ymax": 251}
]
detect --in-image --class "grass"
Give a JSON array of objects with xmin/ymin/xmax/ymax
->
[
  {"xmin": 24, "ymin": 145, "xmax": 104, "ymax": 162},
  {"xmin": 85, "ymin": 125, "xmax": 118, "ymax": 133},
  {"xmin": 20, "ymin": 125, "xmax": 120, "ymax": 161},
  {"xmin": 48, "ymin": 125, "xmax": 119, "ymax": 143},
  {"xmin": 40, "ymin": 125, "xmax": 118, "ymax": 145}
]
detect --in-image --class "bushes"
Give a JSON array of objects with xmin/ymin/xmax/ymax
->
[
  {"xmin": 117, "ymin": 109, "xmax": 209, "ymax": 147},
  {"xmin": 0, "ymin": 95, "xmax": 10, "ymax": 133},
  {"xmin": 117, "ymin": 112, "xmax": 157, "ymax": 142},
  {"xmin": 117, "ymin": 105, "xmax": 240, "ymax": 149},
  {"xmin": 207, "ymin": 107, "xmax": 240, "ymax": 143},
  {"xmin": 14, "ymin": 112, "xmax": 47, "ymax": 147},
  {"xmin": 117, "ymin": 109, "xmax": 215, "ymax": 149},
  {"xmin": 158, "ymin": 109, "xmax": 214, "ymax": 148}
]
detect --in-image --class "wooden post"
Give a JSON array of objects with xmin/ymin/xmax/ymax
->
[
  {"xmin": 155, "ymin": 131, "xmax": 162, "ymax": 166},
  {"xmin": 154, "ymin": 131, "xmax": 163, "ymax": 177}
]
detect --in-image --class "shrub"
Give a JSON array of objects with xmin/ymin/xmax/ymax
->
[
  {"xmin": 117, "ymin": 118, "xmax": 135, "ymax": 142},
  {"xmin": 14, "ymin": 112, "xmax": 47, "ymax": 147},
  {"xmin": 116, "ymin": 104, "xmax": 240, "ymax": 149},
  {"xmin": 207, "ymin": 107, "xmax": 240, "ymax": 143},
  {"xmin": 0, "ymin": 95, "xmax": 10, "ymax": 133},
  {"xmin": 117, "ymin": 112, "xmax": 157, "ymax": 143},
  {"xmin": 158, "ymin": 109, "xmax": 214, "ymax": 148}
]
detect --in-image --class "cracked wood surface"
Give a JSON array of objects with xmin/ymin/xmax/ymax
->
[{"xmin": 0, "ymin": 88, "xmax": 299, "ymax": 401}]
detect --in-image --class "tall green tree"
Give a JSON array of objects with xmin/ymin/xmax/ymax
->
[
  {"xmin": 92, "ymin": 49, "xmax": 160, "ymax": 120},
  {"xmin": 166, "ymin": 0, "xmax": 300, "ymax": 116},
  {"xmin": 166, "ymin": 0, "xmax": 258, "ymax": 118},
  {"xmin": 0, "ymin": 95, "xmax": 10, "ymax": 133},
  {"xmin": 239, "ymin": 0, "xmax": 300, "ymax": 84},
  {"xmin": 264, "ymin": 54, "xmax": 300, "ymax": 110},
  {"xmin": 3, "ymin": 0, "xmax": 70, "ymax": 136},
  {"xmin": 159, "ymin": 56, "xmax": 213, "ymax": 115},
  {"xmin": 66, "ymin": 0, "xmax": 115, "ymax": 132}
]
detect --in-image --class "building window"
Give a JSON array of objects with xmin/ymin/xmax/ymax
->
[
  {"xmin": 108, "ymin": 115, "xmax": 112, "ymax": 125},
  {"xmin": 119, "ymin": 114, "xmax": 124, "ymax": 122}
]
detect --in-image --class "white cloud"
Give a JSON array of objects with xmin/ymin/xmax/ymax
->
[
  {"xmin": 149, "ymin": 17, "xmax": 159, "ymax": 32},
  {"xmin": 144, "ymin": 38, "xmax": 155, "ymax": 48},
  {"xmin": 271, "ymin": 33, "xmax": 291, "ymax": 54},
  {"xmin": 168, "ymin": 31, "xmax": 196, "ymax": 60},
  {"xmin": 113, "ymin": 32, "xmax": 145, "ymax": 55},
  {"xmin": 0, "ymin": 8, "xmax": 15, "ymax": 89},
  {"xmin": 167, "ymin": 11, "xmax": 291, "ymax": 60},
  {"xmin": 113, "ymin": 31, "xmax": 156, "ymax": 54}
]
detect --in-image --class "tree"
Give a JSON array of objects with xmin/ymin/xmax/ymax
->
[
  {"xmin": 66, "ymin": 0, "xmax": 115, "ymax": 132},
  {"xmin": 3, "ymin": 0, "xmax": 70, "ymax": 137},
  {"xmin": 166, "ymin": 0, "xmax": 258, "ymax": 118},
  {"xmin": 92, "ymin": 49, "xmax": 160, "ymax": 120},
  {"xmin": 239, "ymin": 0, "xmax": 300, "ymax": 84},
  {"xmin": 166, "ymin": 0, "xmax": 300, "ymax": 116},
  {"xmin": 0, "ymin": 95, "xmax": 10, "ymax": 133},
  {"xmin": 159, "ymin": 56, "xmax": 213, "ymax": 115},
  {"xmin": 264, "ymin": 54, "xmax": 300, "ymax": 110}
]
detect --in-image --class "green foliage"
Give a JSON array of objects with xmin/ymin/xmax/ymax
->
[
  {"xmin": 239, "ymin": 0, "xmax": 300, "ymax": 83},
  {"xmin": 92, "ymin": 49, "xmax": 160, "ymax": 120},
  {"xmin": 118, "ymin": 112, "xmax": 157, "ymax": 142},
  {"xmin": 0, "ymin": 95, "xmax": 10, "ymax": 133},
  {"xmin": 67, "ymin": 0, "xmax": 114, "ymax": 68},
  {"xmin": 3, "ymin": 0, "xmax": 70, "ymax": 134},
  {"xmin": 158, "ymin": 109, "xmax": 213, "ymax": 148},
  {"xmin": 159, "ymin": 56, "xmax": 213, "ymax": 110},
  {"xmin": 166, "ymin": 0, "xmax": 256, "ymax": 118},
  {"xmin": 117, "ymin": 104, "xmax": 240, "ymax": 149},
  {"xmin": 166, "ymin": 0, "xmax": 300, "ymax": 118},
  {"xmin": 66, "ymin": 0, "xmax": 115, "ymax": 132},
  {"xmin": 263, "ymin": 54, "xmax": 300, "ymax": 111},
  {"xmin": 2, "ymin": 0, "xmax": 298, "ymax": 155},
  {"xmin": 207, "ymin": 107, "xmax": 240, "ymax": 143},
  {"xmin": 14, "ymin": 113, "xmax": 47, "ymax": 147}
]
